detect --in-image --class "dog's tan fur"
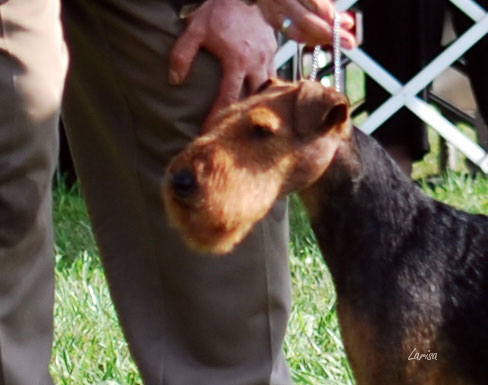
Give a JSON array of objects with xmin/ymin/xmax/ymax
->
[{"xmin": 163, "ymin": 78, "xmax": 349, "ymax": 254}]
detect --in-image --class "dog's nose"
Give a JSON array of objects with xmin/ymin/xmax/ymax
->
[{"xmin": 171, "ymin": 168, "xmax": 196, "ymax": 198}]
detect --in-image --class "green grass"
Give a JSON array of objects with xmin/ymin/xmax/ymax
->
[
  {"xmin": 286, "ymin": 194, "xmax": 354, "ymax": 385},
  {"xmin": 52, "ymin": 184, "xmax": 140, "ymax": 385},
  {"xmin": 50, "ymin": 168, "xmax": 488, "ymax": 384}
]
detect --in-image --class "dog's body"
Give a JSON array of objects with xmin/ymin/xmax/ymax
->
[
  {"xmin": 164, "ymin": 79, "xmax": 488, "ymax": 384},
  {"xmin": 304, "ymin": 127, "xmax": 488, "ymax": 384}
]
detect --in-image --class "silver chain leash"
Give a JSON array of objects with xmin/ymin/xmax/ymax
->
[
  {"xmin": 308, "ymin": 45, "xmax": 321, "ymax": 81},
  {"xmin": 308, "ymin": 4, "xmax": 342, "ymax": 93},
  {"xmin": 333, "ymin": 10, "xmax": 342, "ymax": 92}
]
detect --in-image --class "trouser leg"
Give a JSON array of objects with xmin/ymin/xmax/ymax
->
[
  {"xmin": 61, "ymin": 1, "xmax": 292, "ymax": 384},
  {"xmin": 0, "ymin": 0, "xmax": 67, "ymax": 384}
]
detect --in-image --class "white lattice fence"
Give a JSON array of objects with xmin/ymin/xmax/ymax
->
[{"xmin": 275, "ymin": 0, "xmax": 488, "ymax": 173}]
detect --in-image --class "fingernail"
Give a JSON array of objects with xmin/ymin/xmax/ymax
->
[
  {"xmin": 341, "ymin": 37, "xmax": 354, "ymax": 50},
  {"xmin": 169, "ymin": 69, "xmax": 180, "ymax": 85}
]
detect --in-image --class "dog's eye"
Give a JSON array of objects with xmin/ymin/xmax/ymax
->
[{"xmin": 252, "ymin": 124, "xmax": 274, "ymax": 139}]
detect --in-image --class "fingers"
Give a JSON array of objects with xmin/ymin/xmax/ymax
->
[
  {"xmin": 267, "ymin": 57, "xmax": 276, "ymax": 78},
  {"xmin": 299, "ymin": 0, "xmax": 353, "ymax": 30},
  {"xmin": 201, "ymin": 68, "xmax": 246, "ymax": 133},
  {"xmin": 296, "ymin": 0, "xmax": 334, "ymax": 22},
  {"xmin": 339, "ymin": 26, "xmax": 357, "ymax": 50},
  {"xmin": 248, "ymin": 48, "xmax": 276, "ymax": 93},
  {"xmin": 283, "ymin": 13, "xmax": 355, "ymax": 48},
  {"xmin": 247, "ymin": 68, "xmax": 271, "ymax": 94},
  {"xmin": 340, "ymin": 12, "xmax": 355, "ymax": 30},
  {"xmin": 168, "ymin": 23, "xmax": 204, "ymax": 85},
  {"xmin": 203, "ymin": 67, "xmax": 270, "ymax": 134},
  {"xmin": 259, "ymin": 0, "xmax": 357, "ymax": 48},
  {"xmin": 282, "ymin": 13, "xmax": 356, "ymax": 48},
  {"xmin": 281, "ymin": 11, "xmax": 331, "ymax": 44},
  {"xmin": 214, "ymin": 67, "xmax": 246, "ymax": 108}
]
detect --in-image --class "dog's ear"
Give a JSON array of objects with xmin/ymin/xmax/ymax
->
[
  {"xmin": 255, "ymin": 77, "xmax": 289, "ymax": 94},
  {"xmin": 294, "ymin": 81, "xmax": 349, "ymax": 137}
]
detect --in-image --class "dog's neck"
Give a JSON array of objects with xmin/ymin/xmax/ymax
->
[{"xmin": 300, "ymin": 127, "xmax": 428, "ymax": 298}]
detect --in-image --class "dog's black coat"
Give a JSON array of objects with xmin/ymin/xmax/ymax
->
[{"xmin": 308, "ymin": 127, "xmax": 488, "ymax": 384}]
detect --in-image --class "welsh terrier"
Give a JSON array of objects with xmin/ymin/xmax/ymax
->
[{"xmin": 163, "ymin": 78, "xmax": 488, "ymax": 385}]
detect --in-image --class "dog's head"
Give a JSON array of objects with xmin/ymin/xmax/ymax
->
[{"xmin": 163, "ymin": 78, "xmax": 350, "ymax": 254}]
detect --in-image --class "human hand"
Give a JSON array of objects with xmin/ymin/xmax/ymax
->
[
  {"xmin": 168, "ymin": 0, "xmax": 277, "ymax": 133},
  {"xmin": 257, "ymin": 0, "xmax": 357, "ymax": 48}
]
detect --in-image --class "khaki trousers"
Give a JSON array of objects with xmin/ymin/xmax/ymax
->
[
  {"xmin": 61, "ymin": 1, "xmax": 293, "ymax": 384},
  {"xmin": 0, "ymin": 0, "xmax": 67, "ymax": 384}
]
